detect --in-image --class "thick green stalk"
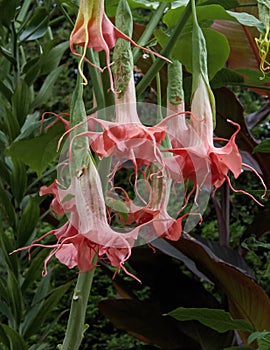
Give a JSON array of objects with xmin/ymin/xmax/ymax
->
[
  {"xmin": 136, "ymin": 0, "xmax": 193, "ymax": 97},
  {"xmin": 61, "ymin": 266, "xmax": 97, "ymax": 350},
  {"xmin": 133, "ymin": 2, "xmax": 169, "ymax": 63},
  {"xmin": 61, "ymin": 64, "xmax": 97, "ymax": 350}
]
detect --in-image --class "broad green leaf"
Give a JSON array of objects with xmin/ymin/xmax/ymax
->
[
  {"xmin": 155, "ymin": 28, "xmax": 230, "ymax": 79},
  {"xmin": 0, "ymin": 324, "xmax": 28, "ymax": 350},
  {"xmin": 128, "ymin": 0, "xmax": 173, "ymax": 10},
  {"xmin": 163, "ymin": 5, "xmax": 262, "ymax": 30},
  {"xmin": 235, "ymin": 67, "xmax": 270, "ymax": 84},
  {"xmin": 19, "ymin": 8, "xmax": 49, "ymax": 41},
  {"xmin": 31, "ymin": 65, "xmax": 64, "ymax": 109},
  {"xmin": 17, "ymin": 196, "xmax": 40, "ymax": 246},
  {"xmin": 23, "ymin": 282, "xmax": 72, "ymax": 339},
  {"xmin": 199, "ymin": 0, "xmax": 239, "ymax": 9},
  {"xmin": 7, "ymin": 122, "xmax": 65, "ymax": 177},
  {"xmin": 11, "ymin": 80, "xmax": 32, "ymax": 127},
  {"xmin": 253, "ymin": 139, "xmax": 270, "ymax": 153},
  {"xmin": 168, "ymin": 307, "xmax": 254, "ymax": 333},
  {"xmin": 0, "ymin": 0, "xmax": 19, "ymax": 27},
  {"xmin": 210, "ymin": 68, "xmax": 244, "ymax": 88}
]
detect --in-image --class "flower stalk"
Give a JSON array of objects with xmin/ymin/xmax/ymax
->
[{"xmin": 61, "ymin": 261, "xmax": 97, "ymax": 350}]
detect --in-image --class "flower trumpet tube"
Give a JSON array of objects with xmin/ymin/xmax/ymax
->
[{"xmin": 70, "ymin": 0, "xmax": 170, "ymax": 90}]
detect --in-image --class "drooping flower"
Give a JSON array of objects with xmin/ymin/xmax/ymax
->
[
  {"xmin": 70, "ymin": 0, "xmax": 170, "ymax": 90},
  {"xmin": 167, "ymin": 74, "xmax": 267, "ymax": 204}
]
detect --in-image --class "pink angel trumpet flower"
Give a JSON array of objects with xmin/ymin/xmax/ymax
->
[
  {"xmin": 167, "ymin": 74, "xmax": 267, "ymax": 204},
  {"xmin": 13, "ymin": 152, "xmax": 163, "ymax": 281},
  {"xmin": 57, "ymin": 72, "xmax": 167, "ymax": 188},
  {"xmin": 70, "ymin": 0, "xmax": 170, "ymax": 90}
]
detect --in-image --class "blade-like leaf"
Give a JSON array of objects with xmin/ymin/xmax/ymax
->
[
  {"xmin": 23, "ymin": 282, "xmax": 72, "ymax": 339},
  {"xmin": 17, "ymin": 196, "xmax": 40, "ymax": 246},
  {"xmin": 7, "ymin": 269, "xmax": 24, "ymax": 328},
  {"xmin": 168, "ymin": 307, "xmax": 254, "ymax": 333},
  {"xmin": 0, "ymin": 323, "xmax": 28, "ymax": 350},
  {"xmin": 31, "ymin": 65, "xmax": 64, "ymax": 109},
  {"xmin": 19, "ymin": 7, "xmax": 49, "ymax": 41},
  {"xmin": 11, "ymin": 80, "xmax": 32, "ymax": 127},
  {"xmin": 253, "ymin": 139, "xmax": 270, "ymax": 153}
]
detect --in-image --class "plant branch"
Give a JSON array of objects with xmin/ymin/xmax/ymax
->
[
  {"xmin": 136, "ymin": 0, "xmax": 193, "ymax": 97},
  {"xmin": 133, "ymin": 2, "xmax": 169, "ymax": 63}
]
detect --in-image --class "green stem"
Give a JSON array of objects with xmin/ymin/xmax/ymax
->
[
  {"xmin": 136, "ymin": 0, "xmax": 193, "ymax": 97},
  {"xmin": 150, "ymin": 53, "xmax": 163, "ymax": 122},
  {"xmin": 87, "ymin": 49, "xmax": 105, "ymax": 110},
  {"xmin": 133, "ymin": 2, "xmax": 169, "ymax": 63},
  {"xmin": 61, "ymin": 263, "xmax": 97, "ymax": 350}
]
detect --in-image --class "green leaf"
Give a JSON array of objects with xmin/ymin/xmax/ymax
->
[
  {"xmin": 248, "ymin": 331, "xmax": 270, "ymax": 345},
  {"xmin": 11, "ymin": 80, "xmax": 32, "ymax": 127},
  {"xmin": 0, "ymin": 324, "xmax": 28, "ymax": 350},
  {"xmin": 199, "ymin": 0, "xmax": 239, "ymax": 9},
  {"xmin": 19, "ymin": 7, "xmax": 49, "ymax": 41},
  {"xmin": 21, "ymin": 249, "xmax": 50, "ymax": 293},
  {"xmin": 9, "ymin": 159, "xmax": 27, "ymax": 204},
  {"xmin": 7, "ymin": 269, "xmax": 24, "ymax": 327},
  {"xmin": 0, "ymin": 0, "xmax": 19, "ymax": 27},
  {"xmin": 155, "ymin": 28, "xmax": 230, "ymax": 79},
  {"xmin": 210, "ymin": 68, "xmax": 244, "ymax": 88},
  {"xmin": 107, "ymin": 199, "xmax": 129, "ymax": 222},
  {"xmin": 0, "ymin": 231, "xmax": 19, "ymax": 275},
  {"xmin": 163, "ymin": 4, "xmax": 262, "ymax": 30},
  {"xmin": 224, "ymin": 347, "xmax": 251, "ymax": 350},
  {"xmin": 235, "ymin": 68, "xmax": 270, "ymax": 85},
  {"xmin": 7, "ymin": 122, "xmax": 65, "ymax": 177},
  {"xmin": 17, "ymin": 196, "xmax": 40, "ymax": 246},
  {"xmin": 0, "ymin": 81, "xmax": 13, "ymax": 101},
  {"xmin": 23, "ymin": 282, "xmax": 72, "ymax": 339},
  {"xmin": 168, "ymin": 307, "xmax": 254, "ymax": 333},
  {"xmin": 0, "ymin": 181, "xmax": 17, "ymax": 229},
  {"xmin": 21, "ymin": 272, "xmax": 52, "ymax": 336},
  {"xmin": 31, "ymin": 65, "xmax": 64, "ymax": 109},
  {"xmin": 40, "ymin": 41, "xmax": 69, "ymax": 75}
]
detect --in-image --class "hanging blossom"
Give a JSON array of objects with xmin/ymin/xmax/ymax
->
[
  {"xmin": 166, "ymin": 74, "xmax": 267, "ymax": 205},
  {"xmin": 70, "ymin": 0, "xmax": 170, "ymax": 90},
  {"xmin": 13, "ymin": 153, "xmax": 145, "ymax": 281}
]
